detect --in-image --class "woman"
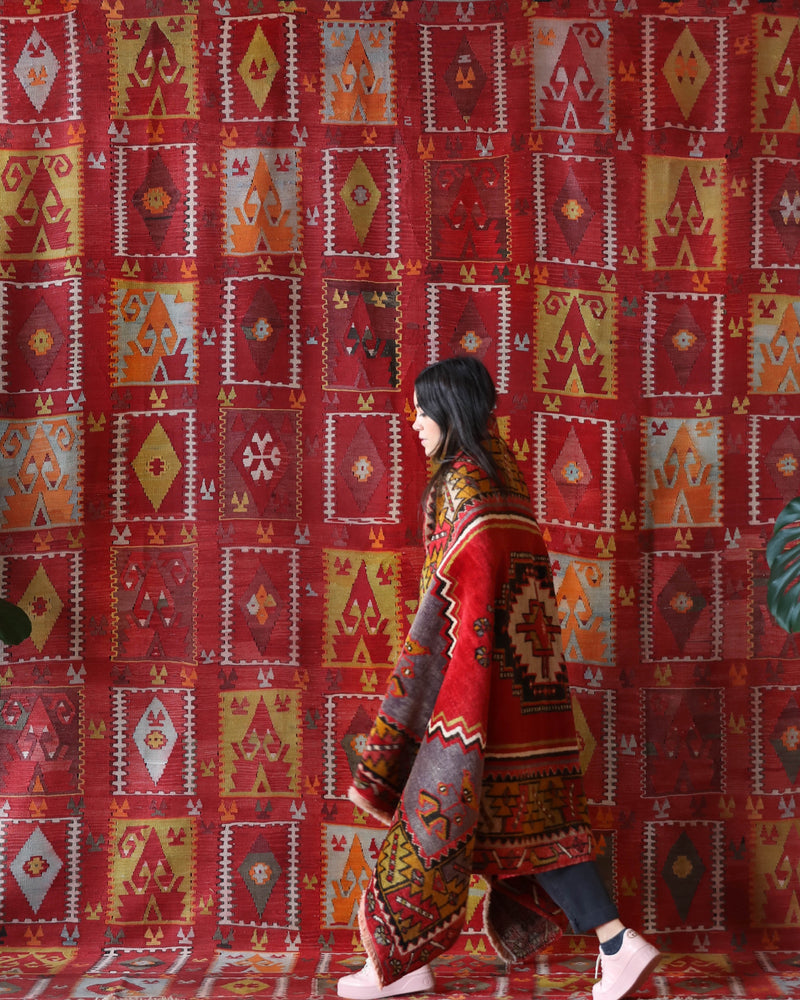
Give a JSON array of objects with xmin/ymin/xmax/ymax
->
[{"xmin": 338, "ymin": 357, "xmax": 659, "ymax": 1000}]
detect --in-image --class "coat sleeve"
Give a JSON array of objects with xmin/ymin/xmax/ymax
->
[{"xmin": 348, "ymin": 577, "xmax": 452, "ymax": 824}]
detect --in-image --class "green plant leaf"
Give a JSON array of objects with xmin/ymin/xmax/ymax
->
[
  {"xmin": 766, "ymin": 496, "xmax": 800, "ymax": 634},
  {"xmin": 0, "ymin": 598, "xmax": 32, "ymax": 646}
]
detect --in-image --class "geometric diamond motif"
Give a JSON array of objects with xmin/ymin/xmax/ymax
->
[
  {"xmin": 656, "ymin": 562, "xmax": 706, "ymax": 654},
  {"xmin": 341, "ymin": 421, "xmax": 387, "ymax": 514},
  {"xmin": 552, "ymin": 425, "xmax": 593, "ymax": 516},
  {"xmin": 132, "ymin": 696, "xmax": 178, "ymax": 785},
  {"xmin": 132, "ymin": 152, "xmax": 181, "ymax": 249},
  {"xmin": 765, "ymin": 422, "xmax": 800, "ymax": 502},
  {"xmin": 241, "ymin": 284, "xmax": 285, "ymax": 376},
  {"xmin": 769, "ymin": 694, "xmax": 800, "ymax": 785},
  {"xmin": 238, "ymin": 833, "xmax": 282, "ymax": 918},
  {"xmin": 9, "ymin": 826, "xmax": 63, "ymax": 915},
  {"xmin": 553, "ymin": 166, "xmax": 595, "ymax": 255},
  {"xmin": 509, "ymin": 592, "xmax": 552, "ymax": 669},
  {"xmin": 238, "ymin": 25, "xmax": 279, "ymax": 112},
  {"xmin": 502, "ymin": 554, "xmax": 561, "ymax": 708},
  {"xmin": 19, "ymin": 565, "xmax": 63, "ymax": 654},
  {"xmin": 663, "ymin": 302, "xmax": 706, "ymax": 389},
  {"xmin": 444, "ymin": 34, "xmax": 487, "ymax": 122},
  {"xmin": 131, "ymin": 421, "xmax": 182, "ymax": 512},
  {"xmin": 242, "ymin": 566, "xmax": 282, "ymax": 655},
  {"xmin": 663, "ymin": 27, "xmax": 710, "ymax": 120},
  {"xmin": 769, "ymin": 167, "xmax": 800, "ymax": 259},
  {"xmin": 661, "ymin": 829, "xmax": 706, "ymax": 922},
  {"xmin": 341, "ymin": 156, "xmax": 381, "ymax": 246},
  {"xmin": 14, "ymin": 29, "xmax": 60, "ymax": 113},
  {"xmin": 341, "ymin": 704, "xmax": 375, "ymax": 779},
  {"xmin": 571, "ymin": 694, "xmax": 597, "ymax": 777},
  {"xmin": 453, "ymin": 297, "xmax": 490, "ymax": 357},
  {"xmin": 17, "ymin": 296, "xmax": 66, "ymax": 383}
]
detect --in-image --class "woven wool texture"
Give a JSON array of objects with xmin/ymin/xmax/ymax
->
[{"xmin": 0, "ymin": 0, "xmax": 799, "ymax": 972}]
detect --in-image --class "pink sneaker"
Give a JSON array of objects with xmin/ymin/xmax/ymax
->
[
  {"xmin": 337, "ymin": 956, "xmax": 434, "ymax": 1000},
  {"xmin": 593, "ymin": 929, "xmax": 660, "ymax": 1000}
]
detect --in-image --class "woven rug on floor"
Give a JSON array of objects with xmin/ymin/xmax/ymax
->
[{"xmin": 0, "ymin": 946, "xmax": 799, "ymax": 999}]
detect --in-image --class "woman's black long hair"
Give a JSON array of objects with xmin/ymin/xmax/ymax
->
[{"xmin": 414, "ymin": 355, "xmax": 504, "ymax": 501}]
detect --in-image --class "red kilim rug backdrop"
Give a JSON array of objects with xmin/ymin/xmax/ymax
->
[{"xmin": 1, "ymin": 1, "xmax": 800, "ymax": 996}]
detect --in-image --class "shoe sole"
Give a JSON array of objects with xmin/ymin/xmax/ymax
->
[
  {"xmin": 593, "ymin": 948, "xmax": 660, "ymax": 1000},
  {"xmin": 337, "ymin": 966, "xmax": 435, "ymax": 999}
]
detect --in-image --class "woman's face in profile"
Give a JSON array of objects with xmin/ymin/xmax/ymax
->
[{"xmin": 412, "ymin": 392, "xmax": 442, "ymax": 457}]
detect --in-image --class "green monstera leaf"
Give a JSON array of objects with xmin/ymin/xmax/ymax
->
[
  {"xmin": 0, "ymin": 598, "xmax": 32, "ymax": 646},
  {"xmin": 766, "ymin": 496, "xmax": 800, "ymax": 634}
]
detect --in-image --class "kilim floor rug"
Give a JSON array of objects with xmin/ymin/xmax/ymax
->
[{"xmin": 0, "ymin": 947, "xmax": 799, "ymax": 998}]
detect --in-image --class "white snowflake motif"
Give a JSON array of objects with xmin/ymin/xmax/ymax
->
[{"xmin": 243, "ymin": 430, "xmax": 281, "ymax": 481}]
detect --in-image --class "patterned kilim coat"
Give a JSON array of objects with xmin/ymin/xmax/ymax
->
[{"xmin": 349, "ymin": 440, "xmax": 595, "ymax": 986}]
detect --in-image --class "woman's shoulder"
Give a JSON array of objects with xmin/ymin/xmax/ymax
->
[
  {"xmin": 434, "ymin": 448, "xmax": 529, "ymax": 519},
  {"xmin": 445, "ymin": 438, "xmax": 530, "ymax": 501},
  {"xmin": 490, "ymin": 437, "xmax": 530, "ymax": 499}
]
